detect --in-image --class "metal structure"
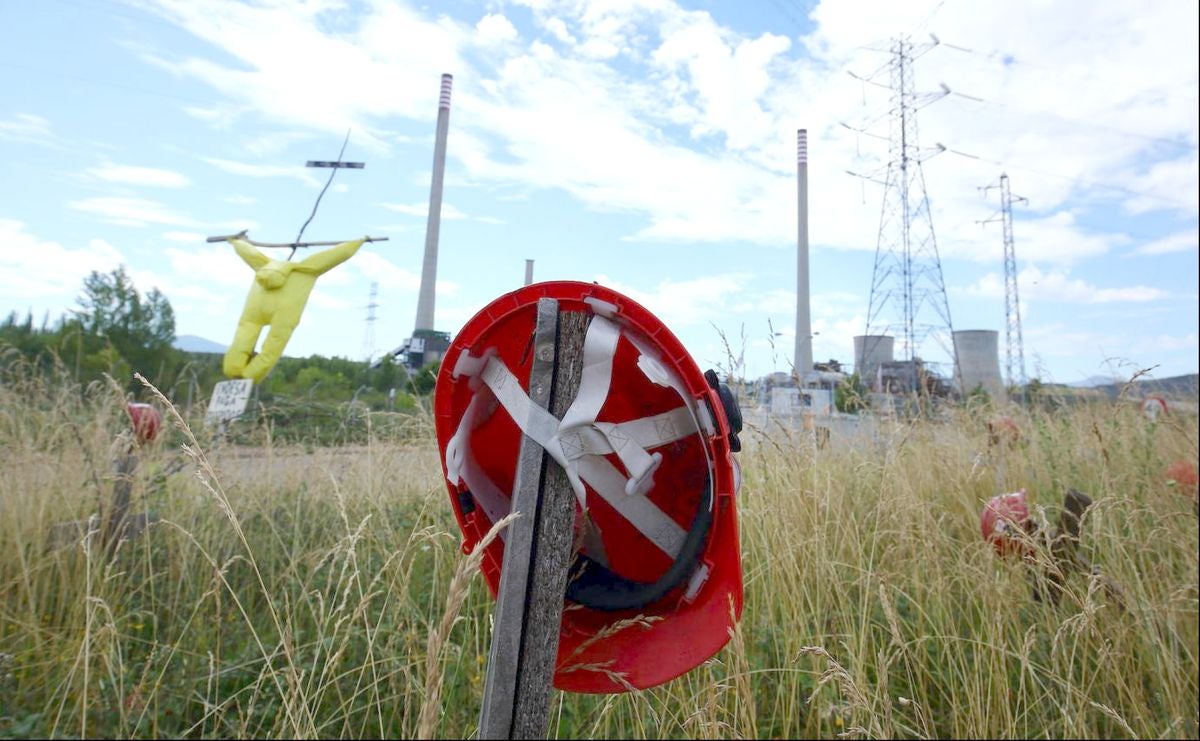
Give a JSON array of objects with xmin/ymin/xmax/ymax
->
[
  {"xmin": 953, "ymin": 329, "xmax": 1003, "ymax": 400},
  {"xmin": 980, "ymin": 173, "xmax": 1028, "ymax": 397},
  {"xmin": 794, "ymin": 128, "xmax": 813, "ymax": 381},
  {"xmin": 362, "ymin": 281, "xmax": 379, "ymax": 362},
  {"xmin": 849, "ymin": 36, "xmax": 957, "ymax": 393},
  {"xmin": 524, "ymin": 259, "xmax": 534, "ymax": 286}
]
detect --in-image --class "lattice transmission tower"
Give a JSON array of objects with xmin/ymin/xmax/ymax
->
[
  {"xmin": 362, "ymin": 281, "xmax": 379, "ymax": 362},
  {"xmin": 848, "ymin": 35, "xmax": 958, "ymax": 392},
  {"xmin": 980, "ymin": 173, "xmax": 1028, "ymax": 399}
]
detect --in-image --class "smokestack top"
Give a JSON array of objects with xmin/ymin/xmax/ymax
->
[
  {"xmin": 439, "ymin": 73, "xmax": 453, "ymax": 110},
  {"xmin": 797, "ymin": 128, "xmax": 808, "ymax": 165}
]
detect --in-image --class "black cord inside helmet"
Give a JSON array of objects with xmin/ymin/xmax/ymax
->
[{"xmin": 564, "ymin": 472, "xmax": 714, "ymax": 612}]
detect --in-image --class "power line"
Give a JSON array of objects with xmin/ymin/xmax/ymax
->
[
  {"xmin": 943, "ymin": 90, "xmax": 1199, "ymax": 153},
  {"xmin": 944, "ymin": 147, "xmax": 1197, "ymax": 211}
]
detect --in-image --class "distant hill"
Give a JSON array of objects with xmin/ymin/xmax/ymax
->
[
  {"xmin": 1039, "ymin": 373, "xmax": 1198, "ymax": 401},
  {"xmin": 173, "ymin": 334, "xmax": 227, "ymax": 354},
  {"xmin": 1064, "ymin": 374, "xmax": 1123, "ymax": 388},
  {"xmin": 1089, "ymin": 373, "xmax": 1198, "ymax": 400}
]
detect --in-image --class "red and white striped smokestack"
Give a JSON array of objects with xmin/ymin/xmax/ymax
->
[
  {"xmin": 794, "ymin": 128, "xmax": 813, "ymax": 381},
  {"xmin": 415, "ymin": 73, "xmax": 453, "ymax": 333}
]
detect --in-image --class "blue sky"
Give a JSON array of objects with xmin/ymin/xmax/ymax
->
[{"xmin": 2, "ymin": 0, "xmax": 1196, "ymax": 386}]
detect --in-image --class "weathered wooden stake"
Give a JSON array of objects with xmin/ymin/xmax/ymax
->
[
  {"xmin": 478, "ymin": 299, "xmax": 589, "ymax": 740},
  {"xmin": 47, "ymin": 438, "xmax": 156, "ymax": 554},
  {"xmin": 102, "ymin": 443, "xmax": 138, "ymax": 555}
]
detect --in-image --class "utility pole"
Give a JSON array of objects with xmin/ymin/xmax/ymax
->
[
  {"xmin": 847, "ymin": 35, "xmax": 958, "ymax": 394},
  {"xmin": 980, "ymin": 173, "xmax": 1029, "ymax": 402}
]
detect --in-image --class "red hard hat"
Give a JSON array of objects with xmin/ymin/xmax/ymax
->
[
  {"xmin": 1141, "ymin": 396, "xmax": 1169, "ymax": 421},
  {"xmin": 126, "ymin": 402, "xmax": 161, "ymax": 445},
  {"xmin": 433, "ymin": 281, "xmax": 743, "ymax": 694},
  {"xmin": 1166, "ymin": 460, "xmax": 1198, "ymax": 498},
  {"xmin": 987, "ymin": 415, "xmax": 1020, "ymax": 447},
  {"xmin": 980, "ymin": 490, "xmax": 1031, "ymax": 557}
]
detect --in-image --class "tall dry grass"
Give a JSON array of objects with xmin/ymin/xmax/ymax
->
[{"xmin": 0, "ymin": 356, "xmax": 1196, "ymax": 738}]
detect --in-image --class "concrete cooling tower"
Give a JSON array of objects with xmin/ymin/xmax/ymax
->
[
  {"xmin": 954, "ymin": 330, "xmax": 1004, "ymax": 400},
  {"xmin": 853, "ymin": 335, "xmax": 894, "ymax": 389}
]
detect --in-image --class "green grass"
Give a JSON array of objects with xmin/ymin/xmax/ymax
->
[{"xmin": 0, "ymin": 362, "xmax": 1196, "ymax": 738}]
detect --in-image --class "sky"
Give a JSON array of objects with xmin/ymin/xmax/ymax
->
[{"xmin": 1, "ymin": 0, "xmax": 1197, "ymax": 387}]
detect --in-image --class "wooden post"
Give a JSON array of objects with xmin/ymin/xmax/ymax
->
[
  {"xmin": 102, "ymin": 442, "xmax": 138, "ymax": 555},
  {"xmin": 478, "ymin": 300, "xmax": 589, "ymax": 740}
]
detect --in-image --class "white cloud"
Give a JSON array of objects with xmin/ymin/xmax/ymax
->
[
  {"xmin": 242, "ymin": 130, "xmax": 314, "ymax": 157},
  {"xmin": 112, "ymin": 0, "xmax": 1198, "ymax": 379},
  {"xmin": 379, "ymin": 200, "xmax": 504, "ymax": 223},
  {"xmin": 164, "ymin": 244, "xmax": 252, "ymax": 289},
  {"xmin": 0, "ymin": 219, "xmax": 125, "ymax": 300},
  {"xmin": 594, "ymin": 272, "xmax": 753, "ymax": 328},
  {"xmin": 1120, "ymin": 153, "xmax": 1200, "ymax": 216},
  {"xmin": 87, "ymin": 163, "xmax": 191, "ymax": 188},
  {"xmin": 133, "ymin": 0, "xmax": 1197, "ymax": 260},
  {"xmin": 383, "ymin": 201, "xmax": 464, "ymax": 219},
  {"xmin": 964, "ymin": 266, "xmax": 1168, "ymax": 303},
  {"xmin": 200, "ymin": 156, "xmax": 321, "ymax": 187},
  {"xmin": 0, "ymin": 113, "xmax": 57, "ymax": 147},
  {"xmin": 307, "ymin": 288, "xmax": 351, "ymax": 311},
  {"xmin": 1134, "ymin": 333, "xmax": 1197, "ymax": 352},
  {"xmin": 162, "ymin": 230, "xmax": 205, "ymax": 243},
  {"xmin": 139, "ymin": 0, "xmax": 467, "ymax": 150},
  {"xmin": 476, "ymin": 13, "xmax": 519, "ymax": 46},
  {"xmin": 1130, "ymin": 231, "xmax": 1199, "ymax": 256},
  {"xmin": 542, "ymin": 17, "xmax": 577, "ymax": 45},
  {"xmin": 68, "ymin": 197, "xmax": 198, "ymax": 228}
]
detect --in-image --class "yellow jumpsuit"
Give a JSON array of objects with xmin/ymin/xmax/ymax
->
[{"xmin": 223, "ymin": 237, "xmax": 365, "ymax": 383}]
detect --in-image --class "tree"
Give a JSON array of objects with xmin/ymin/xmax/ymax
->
[
  {"xmin": 409, "ymin": 359, "xmax": 440, "ymax": 396},
  {"xmin": 71, "ymin": 266, "xmax": 179, "ymax": 388},
  {"xmin": 835, "ymin": 373, "xmax": 869, "ymax": 413}
]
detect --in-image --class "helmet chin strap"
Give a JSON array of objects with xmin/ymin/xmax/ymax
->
[{"xmin": 445, "ymin": 312, "xmax": 720, "ymax": 610}]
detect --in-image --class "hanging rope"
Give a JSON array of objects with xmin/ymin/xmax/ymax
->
[{"xmin": 289, "ymin": 128, "xmax": 352, "ymax": 260}]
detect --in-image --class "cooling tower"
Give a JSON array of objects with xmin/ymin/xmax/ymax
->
[
  {"xmin": 954, "ymin": 329, "xmax": 1003, "ymax": 399},
  {"xmin": 853, "ymin": 335, "xmax": 894, "ymax": 389}
]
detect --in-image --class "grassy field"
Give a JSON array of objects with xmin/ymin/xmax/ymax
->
[{"xmin": 0, "ymin": 363, "xmax": 1196, "ymax": 738}]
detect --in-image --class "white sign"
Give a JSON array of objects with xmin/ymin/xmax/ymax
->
[{"xmin": 205, "ymin": 379, "xmax": 253, "ymax": 425}]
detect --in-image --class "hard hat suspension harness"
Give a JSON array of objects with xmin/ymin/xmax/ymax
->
[{"xmin": 444, "ymin": 308, "xmax": 724, "ymax": 611}]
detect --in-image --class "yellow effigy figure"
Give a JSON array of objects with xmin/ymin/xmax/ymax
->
[{"xmin": 223, "ymin": 237, "xmax": 365, "ymax": 383}]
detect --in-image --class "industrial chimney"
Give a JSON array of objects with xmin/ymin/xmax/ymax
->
[
  {"xmin": 524, "ymin": 259, "xmax": 534, "ymax": 286},
  {"xmin": 794, "ymin": 129, "xmax": 813, "ymax": 383},
  {"xmin": 414, "ymin": 73, "xmax": 452, "ymax": 333}
]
